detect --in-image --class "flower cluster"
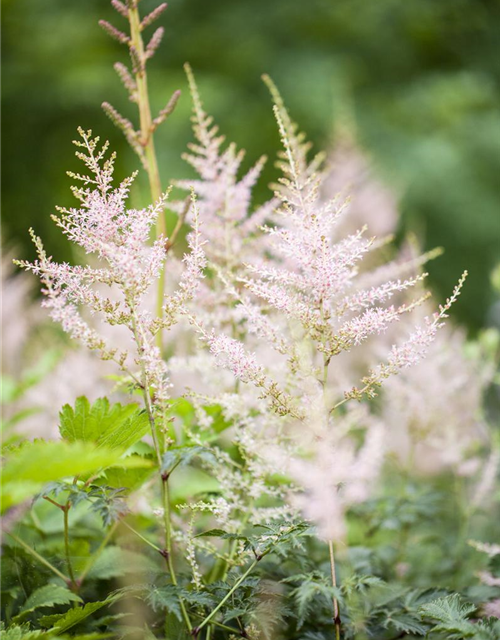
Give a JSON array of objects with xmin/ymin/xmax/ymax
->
[{"xmin": 16, "ymin": 129, "xmax": 205, "ymax": 413}]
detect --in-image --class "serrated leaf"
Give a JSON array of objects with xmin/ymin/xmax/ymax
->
[
  {"xmin": 419, "ymin": 594, "xmax": 476, "ymax": 624},
  {"xmin": 222, "ymin": 607, "xmax": 249, "ymax": 623},
  {"xmin": 419, "ymin": 594, "xmax": 477, "ymax": 638},
  {"xmin": 164, "ymin": 612, "xmax": 185, "ymax": 640},
  {"xmin": 145, "ymin": 585, "xmax": 182, "ymax": 620},
  {"xmin": 13, "ymin": 584, "xmax": 82, "ymax": 622},
  {"xmin": 385, "ymin": 613, "xmax": 428, "ymax": 636},
  {"xmin": 59, "ymin": 397, "xmax": 149, "ymax": 451},
  {"xmin": 39, "ymin": 599, "xmax": 115, "ymax": 633},
  {"xmin": 97, "ymin": 466, "xmax": 153, "ymax": 491},
  {"xmin": 288, "ymin": 574, "xmax": 341, "ymax": 629},
  {"xmin": 180, "ymin": 590, "xmax": 215, "ymax": 608},
  {"xmin": 194, "ymin": 528, "xmax": 236, "ymax": 539},
  {"xmin": 193, "ymin": 529, "xmax": 249, "ymax": 542}
]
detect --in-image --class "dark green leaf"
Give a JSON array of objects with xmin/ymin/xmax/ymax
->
[{"xmin": 13, "ymin": 584, "xmax": 82, "ymax": 622}]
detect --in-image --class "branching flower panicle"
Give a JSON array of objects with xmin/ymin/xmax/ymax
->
[{"xmin": 16, "ymin": 129, "xmax": 205, "ymax": 413}]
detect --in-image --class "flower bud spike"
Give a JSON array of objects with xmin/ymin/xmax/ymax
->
[
  {"xmin": 114, "ymin": 62, "xmax": 138, "ymax": 102},
  {"xmin": 141, "ymin": 3, "xmax": 168, "ymax": 30},
  {"xmin": 99, "ymin": 19, "xmax": 130, "ymax": 45},
  {"xmin": 111, "ymin": 0, "xmax": 129, "ymax": 18},
  {"xmin": 152, "ymin": 90, "xmax": 181, "ymax": 130},
  {"xmin": 145, "ymin": 26, "xmax": 164, "ymax": 59}
]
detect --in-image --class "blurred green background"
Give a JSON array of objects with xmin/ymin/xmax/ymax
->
[{"xmin": 3, "ymin": 0, "xmax": 500, "ymax": 330}]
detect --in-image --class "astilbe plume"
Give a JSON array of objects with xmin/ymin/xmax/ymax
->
[
  {"xmin": 165, "ymin": 70, "xmax": 297, "ymax": 544},
  {"xmin": 16, "ymin": 129, "xmax": 206, "ymax": 421},
  {"xmin": 1, "ymin": 253, "xmax": 125, "ymax": 440},
  {"xmin": 205, "ymin": 81, "xmax": 466, "ymax": 412},
  {"xmin": 321, "ymin": 147, "xmax": 494, "ymax": 479},
  {"xmin": 191, "ymin": 79, "xmax": 467, "ymax": 541},
  {"xmin": 171, "ymin": 64, "xmax": 275, "ymax": 269},
  {"xmin": 322, "ymin": 130, "xmax": 399, "ymax": 240}
]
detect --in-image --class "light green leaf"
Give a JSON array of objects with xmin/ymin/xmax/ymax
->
[
  {"xmin": 59, "ymin": 397, "xmax": 149, "ymax": 451},
  {"xmin": 13, "ymin": 585, "xmax": 82, "ymax": 622},
  {"xmin": 87, "ymin": 546, "xmax": 158, "ymax": 580},
  {"xmin": 419, "ymin": 594, "xmax": 477, "ymax": 638},
  {"xmin": 2, "ymin": 441, "xmax": 151, "ymax": 511},
  {"xmin": 3, "ymin": 441, "xmax": 149, "ymax": 485},
  {"xmin": 97, "ymin": 466, "xmax": 154, "ymax": 491}
]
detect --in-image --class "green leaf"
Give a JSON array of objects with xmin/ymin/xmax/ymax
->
[
  {"xmin": 39, "ymin": 599, "xmax": 114, "ymax": 633},
  {"xmin": 87, "ymin": 547, "xmax": 158, "ymax": 580},
  {"xmin": 161, "ymin": 445, "xmax": 216, "ymax": 476},
  {"xmin": 420, "ymin": 594, "xmax": 477, "ymax": 638},
  {"xmin": 385, "ymin": 613, "xmax": 428, "ymax": 636},
  {"xmin": 169, "ymin": 467, "xmax": 220, "ymax": 502},
  {"xmin": 163, "ymin": 612, "xmax": 185, "ymax": 640},
  {"xmin": 145, "ymin": 585, "xmax": 182, "ymax": 620},
  {"xmin": 194, "ymin": 528, "xmax": 248, "ymax": 542},
  {"xmin": 289, "ymin": 576, "xmax": 341, "ymax": 629},
  {"xmin": 1, "ymin": 624, "xmax": 49, "ymax": 640},
  {"xmin": 2, "ymin": 441, "xmax": 151, "ymax": 511},
  {"xmin": 97, "ymin": 466, "xmax": 154, "ymax": 491},
  {"xmin": 13, "ymin": 585, "xmax": 82, "ymax": 622},
  {"xmin": 3, "ymin": 441, "xmax": 150, "ymax": 484},
  {"xmin": 59, "ymin": 397, "xmax": 149, "ymax": 451}
]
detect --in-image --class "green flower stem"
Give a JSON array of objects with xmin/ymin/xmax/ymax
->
[
  {"xmin": 127, "ymin": 2, "xmax": 163, "ymax": 221},
  {"xmin": 130, "ymin": 309, "xmax": 193, "ymax": 633},
  {"xmin": 218, "ymin": 507, "xmax": 253, "ymax": 583},
  {"xmin": 127, "ymin": 1, "xmax": 167, "ymax": 349},
  {"xmin": 63, "ymin": 504, "xmax": 77, "ymax": 589},
  {"xmin": 160, "ymin": 476, "xmax": 193, "ymax": 632},
  {"xmin": 120, "ymin": 519, "xmax": 163, "ymax": 554},
  {"xmin": 191, "ymin": 615, "xmax": 242, "ymax": 637},
  {"xmin": 321, "ymin": 335, "xmax": 341, "ymax": 640},
  {"xmin": 194, "ymin": 556, "xmax": 263, "ymax": 635},
  {"xmin": 329, "ymin": 540, "xmax": 341, "ymax": 640},
  {"xmin": 5, "ymin": 530, "xmax": 70, "ymax": 584}
]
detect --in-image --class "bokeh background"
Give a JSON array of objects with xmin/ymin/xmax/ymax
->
[{"xmin": 3, "ymin": 0, "xmax": 500, "ymax": 330}]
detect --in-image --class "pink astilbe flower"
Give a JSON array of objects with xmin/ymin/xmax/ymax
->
[
  {"xmin": 343, "ymin": 271, "xmax": 468, "ymax": 405},
  {"xmin": 187, "ymin": 79, "xmax": 467, "ymax": 543},
  {"xmin": 16, "ymin": 129, "xmax": 205, "ymax": 412},
  {"xmin": 322, "ymin": 132, "xmax": 399, "ymax": 240},
  {"xmin": 378, "ymin": 323, "xmax": 493, "ymax": 476},
  {"xmin": 202, "ymin": 79, "xmax": 466, "ymax": 419},
  {"xmin": 171, "ymin": 64, "xmax": 274, "ymax": 267},
  {"xmin": 291, "ymin": 418, "xmax": 386, "ymax": 542},
  {"xmin": 207, "ymin": 331, "xmax": 265, "ymax": 384}
]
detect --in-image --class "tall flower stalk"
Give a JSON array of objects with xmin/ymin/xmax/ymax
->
[
  {"xmin": 16, "ymin": 130, "xmax": 206, "ymax": 632},
  {"xmin": 100, "ymin": 0, "xmax": 181, "ymax": 346}
]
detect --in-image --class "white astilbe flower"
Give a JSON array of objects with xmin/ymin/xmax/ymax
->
[{"xmin": 16, "ymin": 129, "xmax": 205, "ymax": 415}]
